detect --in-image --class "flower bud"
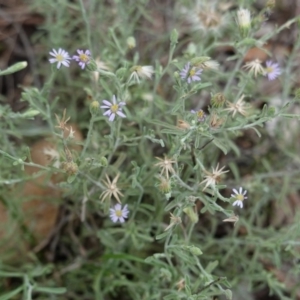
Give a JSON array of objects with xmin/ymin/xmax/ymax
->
[
  {"xmin": 266, "ymin": 0, "xmax": 275, "ymax": 9},
  {"xmin": 189, "ymin": 246, "xmax": 203, "ymax": 256},
  {"xmin": 211, "ymin": 93, "xmax": 226, "ymax": 108},
  {"xmin": 183, "ymin": 206, "xmax": 198, "ymax": 223},
  {"xmin": 209, "ymin": 112, "xmax": 224, "ymax": 128},
  {"xmin": 170, "ymin": 29, "xmax": 178, "ymax": 46},
  {"xmin": 177, "ymin": 119, "xmax": 191, "ymax": 130},
  {"xmin": 173, "ymin": 71, "xmax": 179, "ymax": 79},
  {"xmin": 99, "ymin": 156, "xmax": 108, "ymax": 167},
  {"xmin": 156, "ymin": 176, "xmax": 172, "ymax": 200},
  {"xmin": 185, "ymin": 43, "xmax": 197, "ymax": 56},
  {"xmin": 86, "ymin": 60, "xmax": 97, "ymax": 72},
  {"xmin": 237, "ymin": 8, "xmax": 251, "ymax": 36},
  {"xmin": 190, "ymin": 56, "xmax": 210, "ymax": 67},
  {"xmin": 62, "ymin": 161, "xmax": 78, "ymax": 176},
  {"xmin": 127, "ymin": 36, "xmax": 136, "ymax": 49},
  {"xmin": 90, "ymin": 100, "xmax": 100, "ymax": 115}
]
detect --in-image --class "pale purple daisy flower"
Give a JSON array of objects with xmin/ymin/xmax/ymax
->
[
  {"xmin": 180, "ymin": 62, "xmax": 202, "ymax": 84},
  {"xmin": 49, "ymin": 48, "xmax": 71, "ymax": 69},
  {"xmin": 109, "ymin": 204, "xmax": 129, "ymax": 223},
  {"xmin": 191, "ymin": 109, "xmax": 206, "ymax": 121},
  {"xmin": 73, "ymin": 49, "xmax": 91, "ymax": 69},
  {"xmin": 232, "ymin": 187, "xmax": 247, "ymax": 208},
  {"xmin": 101, "ymin": 95, "xmax": 126, "ymax": 122},
  {"xmin": 264, "ymin": 60, "xmax": 281, "ymax": 81}
]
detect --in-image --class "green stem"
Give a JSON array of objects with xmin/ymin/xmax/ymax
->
[
  {"xmin": 221, "ymin": 117, "xmax": 268, "ymax": 132},
  {"xmin": 164, "ymin": 232, "xmax": 174, "ymax": 267},
  {"xmin": 282, "ymin": 32, "xmax": 300, "ymax": 100},
  {"xmin": 40, "ymin": 69, "xmax": 56, "ymax": 131},
  {"xmin": 186, "ymin": 222, "xmax": 195, "ymax": 242},
  {"xmin": 0, "ymin": 150, "xmax": 55, "ymax": 172},
  {"xmin": 46, "ymin": 102, "xmax": 54, "ymax": 133},
  {"xmin": 41, "ymin": 68, "xmax": 56, "ymax": 97},
  {"xmin": 109, "ymin": 28, "xmax": 125, "ymax": 56},
  {"xmin": 79, "ymin": 0, "xmax": 92, "ymax": 51},
  {"xmin": 223, "ymin": 48, "xmax": 247, "ymax": 96},
  {"xmin": 151, "ymin": 43, "xmax": 176, "ymax": 116},
  {"xmin": 81, "ymin": 115, "xmax": 96, "ymax": 159},
  {"xmin": 130, "ymin": 181, "xmax": 144, "ymax": 219},
  {"xmin": 79, "ymin": 171, "xmax": 105, "ymax": 189},
  {"xmin": 198, "ymin": 277, "xmax": 225, "ymax": 293},
  {"xmin": 172, "ymin": 174, "xmax": 194, "ymax": 191},
  {"xmin": 23, "ymin": 275, "xmax": 33, "ymax": 300},
  {"xmin": 98, "ymin": 119, "xmax": 121, "ymax": 182}
]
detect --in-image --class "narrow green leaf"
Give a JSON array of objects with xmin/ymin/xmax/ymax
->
[
  {"xmin": 34, "ymin": 287, "xmax": 67, "ymax": 294},
  {"xmin": 212, "ymin": 139, "xmax": 228, "ymax": 154},
  {"xmin": 0, "ymin": 286, "xmax": 23, "ymax": 300},
  {"xmin": 156, "ymin": 231, "xmax": 170, "ymax": 240},
  {"xmin": 0, "ymin": 62, "xmax": 27, "ymax": 76},
  {"xmin": 224, "ymin": 289, "xmax": 233, "ymax": 300},
  {"xmin": 205, "ymin": 260, "xmax": 219, "ymax": 273}
]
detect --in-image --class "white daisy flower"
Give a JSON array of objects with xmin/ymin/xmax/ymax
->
[
  {"xmin": 237, "ymin": 8, "xmax": 251, "ymax": 29},
  {"xmin": 243, "ymin": 59, "xmax": 265, "ymax": 77},
  {"xmin": 225, "ymin": 95, "xmax": 249, "ymax": 117},
  {"xmin": 202, "ymin": 59, "xmax": 219, "ymax": 70},
  {"xmin": 232, "ymin": 187, "xmax": 248, "ymax": 208},
  {"xmin": 49, "ymin": 48, "xmax": 71, "ymax": 69},
  {"xmin": 129, "ymin": 65, "xmax": 154, "ymax": 84},
  {"xmin": 182, "ymin": 1, "xmax": 225, "ymax": 33},
  {"xmin": 201, "ymin": 164, "xmax": 229, "ymax": 191},
  {"xmin": 101, "ymin": 95, "xmax": 126, "ymax": 122},
  {"xmin": 43, "ymin": 147, "xmax": 60, "ymax": 168},
  {"xmin": 109, "ymin": 204, "xmax": 129, "ymax": 223},
  {"xmin": 92, "ymin": 57, "xmax": 110, "ymax": 82}
]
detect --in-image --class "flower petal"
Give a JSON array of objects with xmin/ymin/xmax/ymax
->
[
  {"xmin": 116, "ymin": 111, "xmax": 126, "ymax": 118},
  {"xmin": 114, "ymin": 204, "xmax": 122, "ymax": 210},
  {"xmin": 103, "ymin": 110, "xmax": 112, "ymax": 116},
  {"xmin": 102, "ymin": 100, "xmax": 112, "ymax": 106},
  {"xmin": 111, "ymin": 216, "xmax": 118, "ymax": 222},
  {"xmin": 62, "ymin": 61, "xmax": 70, "ymax": 67},
  {"xmin": 109, "ymin": 113, "xmax": 116, "ymax": 121}
]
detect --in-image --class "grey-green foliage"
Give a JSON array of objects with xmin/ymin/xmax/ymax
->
[{"xmin": 1, "ymin": 0, "xmax": 300, "ymax": 299}]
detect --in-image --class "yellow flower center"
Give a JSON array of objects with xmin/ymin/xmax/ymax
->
[
  {"xmin": 79, "ymin": 53, "xmax": 89, "ymax": 62},
  {"xmin": 197, "ymin": 110, "xmax": 204, "ymax": 118},
  {"xmin": 111, "ymin": 104, "xmax": 119, "ymax": 113},
  {"xmin": 189, "ymin": 68, "xmax": 196, "ymax": 77},
  {"xmin": 159, "ymin": 179, "xmax": 171, "ymax": 193},
  {"xmin": 135, "ymin": 66, "xmax": 142, "ymax": 72},
  {"xmin": 236, "ymin": 194, "xmax": 244, "ymax": 201},
  {"xmin": 115, "ymin": 209, "xmax": 122, "ymax": 217},
  {"xmin": 56, "ymin": 54, "xmax": 64, "ymax": 62},
  {"xmin": 266, "ymin": 66, "xmax": 273, "ymax": 74}
]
